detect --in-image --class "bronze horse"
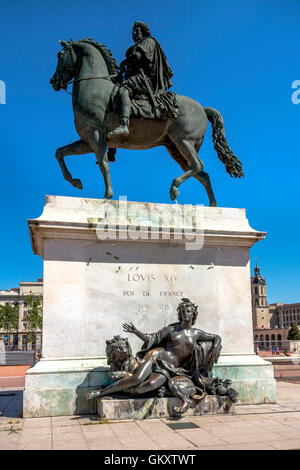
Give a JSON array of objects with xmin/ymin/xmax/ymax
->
[{"xmin": 50, "ymin": 38, "xmax": 243, "ymax": 205}]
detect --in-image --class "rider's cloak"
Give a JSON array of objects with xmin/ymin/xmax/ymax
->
[
  {"xmin": 121, "ymin": 36, "xmax": 178, "ymax": 119},
  {"xmin": 125, "ymin": 36, "xmax": 173, "ymax": 93}
]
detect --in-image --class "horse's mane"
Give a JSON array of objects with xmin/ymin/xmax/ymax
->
[{"xmin": 78, "ymin": 38, "xmax": 119, "ymax": 82}]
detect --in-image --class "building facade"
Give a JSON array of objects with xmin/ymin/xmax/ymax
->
[
  {"xmin": 251, "ymin": 263, "xmax": 271, "ymax": 330},
  {"xmin": 0, "ymin": 279, "xmax": 43, "ymax": 351},
  {"xmin": 251, "ymin": 264, "xmax": 300, "ymax": 350},
  {"xmin": 276, "ymin": 303, "xmax": 300, "ymax": 329}
]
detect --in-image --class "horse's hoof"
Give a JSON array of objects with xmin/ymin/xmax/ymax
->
[
  {"xmin": 209, "ymin": 200, "xmax": 217, "ymax": 207},
  {"xmin": 104, "ymin": 192, "xmax": 113, "ymax": 200},
  {"xmin": 170, "ymin": 185, "xmax": 179, "ymax": 201},
  {"xmin": 72, "ymin": 179, "xmax": 83, "ymax": 190}
]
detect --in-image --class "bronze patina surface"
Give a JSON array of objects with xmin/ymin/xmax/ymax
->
[
  {"xmin": 50, "ymin": 23, "xmax": 243, "ymax": 205},
  {"xmin": 87, "ymin": 298, "xmax": 238, "ymax": 415}
]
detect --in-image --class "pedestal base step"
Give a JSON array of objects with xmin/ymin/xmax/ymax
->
[{"xmin": 97, "ymin": 395, "xmax": 235, "ymax": 420}]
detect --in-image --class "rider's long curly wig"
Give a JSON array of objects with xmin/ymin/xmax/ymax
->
[
  {"xmin": 177, "ymin": 298, "xmax": 198, "ymax": 325},
  {"xmin": 132, "ymin": 21, "xmax": 151, "ymax": 38}
]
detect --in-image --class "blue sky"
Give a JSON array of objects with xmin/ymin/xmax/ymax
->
[{"xmin": 1, "ymin": 0, "xmax": 299, "ymax": 303}]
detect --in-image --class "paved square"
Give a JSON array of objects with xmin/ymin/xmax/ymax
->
[{"xmin": 1, "ymin": 382, "xmax": 300, "ymax": 450}]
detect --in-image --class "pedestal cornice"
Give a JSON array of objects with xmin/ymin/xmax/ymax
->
[{"xmin": 28, "ymin": 195, "xmax": 266, "ymax": 258}]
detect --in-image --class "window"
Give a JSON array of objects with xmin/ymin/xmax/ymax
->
[
  {"xmin": 277, "ymin": 334, "xmax": 282, "ymax": 347},
  {"xmin": 22, "ymin": 335, "xmax": 27, "ymax": 351},
  {"xmin": 23, "ymin": 302, "xmax": 27, "ymax": 307},
  {"xmin": 23, "ymin": 323, "xmax": 27, "ymax": 330}
]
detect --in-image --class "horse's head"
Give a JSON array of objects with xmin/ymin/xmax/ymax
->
[{"xmin": 50, "ymin": 40, "xmax": 77, "ymax": 91}]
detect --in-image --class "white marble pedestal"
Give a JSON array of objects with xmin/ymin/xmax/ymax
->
[{"xmin": 24, "ymin": 196, "xmax": 276, "ymax": 417}]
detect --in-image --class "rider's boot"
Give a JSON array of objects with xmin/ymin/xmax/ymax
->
[{"xmin": 108, "ymin": 87, "xmax": 131, "ymax": 138}]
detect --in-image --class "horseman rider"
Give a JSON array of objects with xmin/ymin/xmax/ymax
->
[{"xmin": 108, "ymin": 21, "xmax": 174, "ymax": 138}]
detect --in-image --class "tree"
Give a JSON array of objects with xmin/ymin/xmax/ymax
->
[
  {"xmin": 0, "ymin": 304, "xmax": 19, "ymax": 346},
  {"xmin": 287, "ymin": 322, "xmax": 300, "ymax": 341},
  {"xmin": 25, "ymin": 294, "xmax": 43, "ymax": 349}
]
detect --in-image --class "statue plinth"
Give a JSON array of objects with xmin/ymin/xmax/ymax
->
[
  {"xmin": 97, "ymin": 396, "xmax": 235, "ymax": 421},
  {"xmin": 24, "ymin": 195, "xmax": 276, "ymax": 417}
]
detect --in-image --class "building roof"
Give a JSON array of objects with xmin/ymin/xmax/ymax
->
[{"xmin": 277, "ymin": 303, "xmax": 300, "ymax": 309}]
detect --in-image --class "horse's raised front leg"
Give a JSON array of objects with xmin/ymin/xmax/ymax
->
[
  {"xmin": 88, "ymin": 128, "xmax": 113, "ymax": 199},
  {"xmin": 55, "ymin": 139, "xmax": 91, "ymax": 190}
]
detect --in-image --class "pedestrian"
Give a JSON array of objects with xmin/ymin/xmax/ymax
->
[
  {"xmin": 272, "ymin": 346, "xmax": 276, "ymax": 356},
  {"xmin": 276, "ymin": 347, "xmax": 280, "ymax": 355},
  {"xmin": 35, "ymin": 349, "xmax": 42, "ymax": 363},
  {"xmin": 256, "ymin": 345, "xmax": 259, "ymax": 355}
]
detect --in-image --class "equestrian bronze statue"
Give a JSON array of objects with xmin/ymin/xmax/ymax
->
[
  {"xmin": 86, "ymin": 298, "xmax": 238, "ymax": 415},
  {"xmin": 50, "ymin": 21, "xmax": 244, "ymax": 205}
]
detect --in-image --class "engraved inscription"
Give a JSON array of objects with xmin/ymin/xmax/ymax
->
[
  {"xmin": 160, "ymin": 291, "xmax": 183, "ymax": 297},
  {"xmin": 163, "ymin": 274, "xmax": 179, "ymax": 282},
  {"xmin": 127, "ymin": 273, "xmax": 156, "ymax": 282},
  {"xmin": 123, "ymin": 290, "xmax": 134, "ymax": 296},
  {"xmin": 127, "ymin": 272, "xmax": 180, "ymax": 283}
]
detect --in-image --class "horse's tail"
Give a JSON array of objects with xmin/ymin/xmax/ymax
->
[{"xmin": 204, "ymin": 107, "xmax": 244, "ymax": 178}]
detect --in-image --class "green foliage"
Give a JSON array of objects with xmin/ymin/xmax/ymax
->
[
  {"xmin": 0, "ymin": 304, "xmax": 19, "ymax": 332},
  {"xmin": 287, "ymin": 322, "xmax": 300, "ymax": 341},
  {"xmin": 25, "ymin": 294, "xmax": 42, "ymax": 346}
]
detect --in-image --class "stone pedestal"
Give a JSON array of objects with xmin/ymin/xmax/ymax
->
[
  {"xmin": 24, "ymin": 196, "xmax": 276, "ymax": 417},
  {"xmin": 97, "ymin": 396, "xmax": 235, "ymax": 421}
]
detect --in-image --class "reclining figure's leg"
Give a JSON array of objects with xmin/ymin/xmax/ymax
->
[
  {"xmin": 129, "ymin": 373, "xmax": 166, "ymax": 395},
  {"xmin": 87, "ymin": 349, "xmax": 160, "ymax": 399}
]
